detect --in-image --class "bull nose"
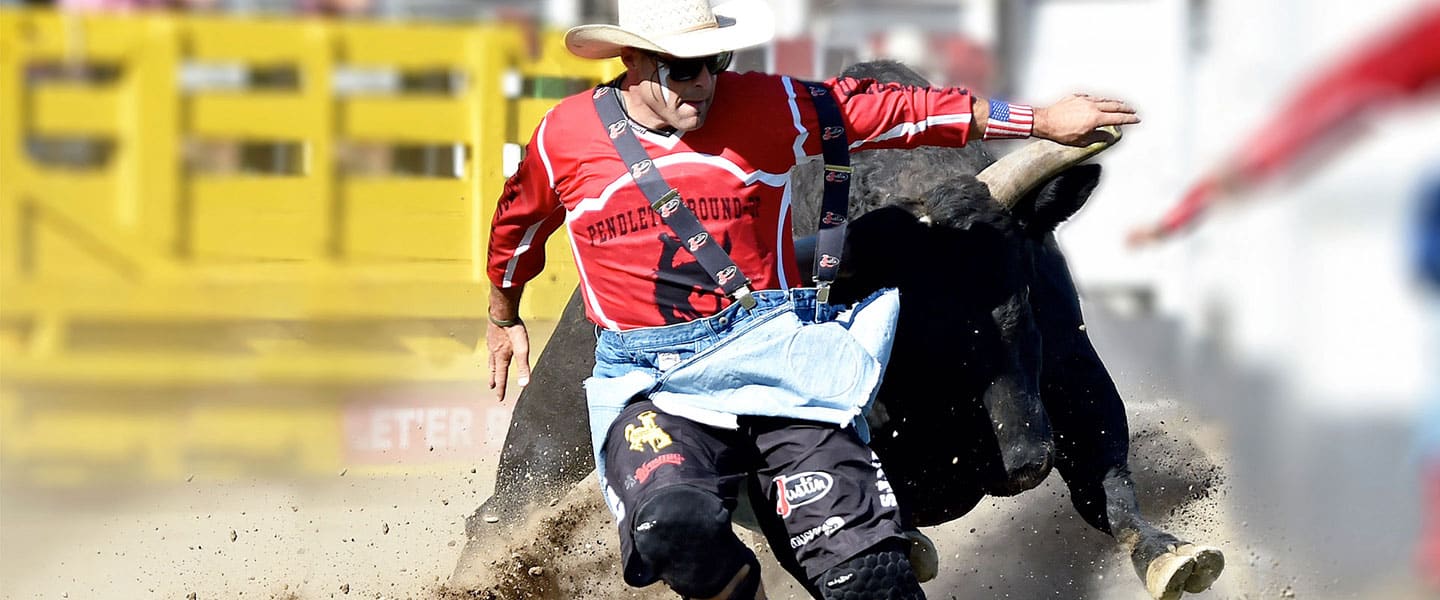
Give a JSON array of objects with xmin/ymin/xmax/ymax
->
[{"xmin": 992, "ymin": 440, "xmax": 1055, "ymax": 496}]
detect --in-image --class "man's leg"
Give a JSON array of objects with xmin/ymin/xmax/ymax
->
[
  {"xmin": 603, "ymin": 400, "xmax": 764, "ymax": 599},
  {"xmin": 748, "ymin": 418, "xmax": 925, "ymax": 600},
  {"xmin": 812, "ymin": 539, "xmax": 923, "ymax": 600},
  {"xmin": 630, "ymin": 485, "xmax": 764, "ymax": 599}
]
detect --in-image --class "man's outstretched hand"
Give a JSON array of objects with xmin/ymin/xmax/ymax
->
[{"xmin": 1035, "ymin": 93, "xmax": 1140, "ymax": 146}]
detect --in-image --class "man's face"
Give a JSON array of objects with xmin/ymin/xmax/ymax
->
[{"xmin": 621, "ymin": 50, "xmax": 732, "ymax": 132}]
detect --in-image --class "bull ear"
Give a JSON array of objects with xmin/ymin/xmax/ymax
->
[
  {"xmin": 1013, "ymin": 164, "xmax": 1102, "ymax": 235},
  {"xmin": 976, "ymin": 126, "xmax": 1121, "ymax": 210}
]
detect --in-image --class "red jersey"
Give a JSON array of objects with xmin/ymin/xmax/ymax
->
[{"xmin": 488, "ymin": 71, "xmax": 977, "ymax": 330}]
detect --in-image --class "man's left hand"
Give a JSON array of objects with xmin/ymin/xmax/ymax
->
[{"xmin": 1035, "ymin": 93, "xmax": 1140, "ymax": 146}]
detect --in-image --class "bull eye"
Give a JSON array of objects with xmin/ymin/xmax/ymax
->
[{"xmin": 918, "ymin": 214, "xmax": 934, "ymax": 226}]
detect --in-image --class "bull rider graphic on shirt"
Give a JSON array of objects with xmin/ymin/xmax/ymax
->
[{"xmin": 654, "ymin": 231, "xmax": 735, "ymax": 324}]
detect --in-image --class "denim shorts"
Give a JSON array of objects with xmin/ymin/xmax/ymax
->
[{"xmin": 583, "ymin": 287, "xmax": 900, "ymax": 484}]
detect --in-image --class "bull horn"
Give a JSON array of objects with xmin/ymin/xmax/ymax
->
[{"xmin": 976, "ymin": 126, "xmax": 1123, "ymax": 210}]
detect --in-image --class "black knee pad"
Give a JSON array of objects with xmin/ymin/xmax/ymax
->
[
  {"xmin": 632, "ymin": 485, "xmax": 758, "ymax": 598},
  {"xmin": 816, "ymin": 541, "xmax": 925, "ymax": 600}
]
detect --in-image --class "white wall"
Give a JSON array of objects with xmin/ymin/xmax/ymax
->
[
  {"xmin": 1020, "ymin": 0, "xmax": 1438, "ymax": 417},
  {"xmin": 1015, "ymin": 0, "xmax": 1189, "ymax": 289}
]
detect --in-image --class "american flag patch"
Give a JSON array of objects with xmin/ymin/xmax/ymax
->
[{"xmin": 983, "ymin": 101, "xmax": 1034, "ymax": 140}]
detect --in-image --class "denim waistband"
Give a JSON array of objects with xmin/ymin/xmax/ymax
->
[{"xmin": 598, "ymin": 288, "xmax": 828, "ymax": 350}]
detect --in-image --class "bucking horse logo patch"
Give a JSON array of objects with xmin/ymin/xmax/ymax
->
[{"xmin": 625, "ymin": 411, "xmax": 673, "ymax": 452}]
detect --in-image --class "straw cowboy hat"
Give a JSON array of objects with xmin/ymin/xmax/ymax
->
[{"xmin": 565, "ymin": 0, "xmax": 775, "ymax": 59}]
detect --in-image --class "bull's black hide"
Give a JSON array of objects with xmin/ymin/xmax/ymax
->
[{"xmin": 467, "ymin": 61, "xmax": 1219, "ymax": 599}]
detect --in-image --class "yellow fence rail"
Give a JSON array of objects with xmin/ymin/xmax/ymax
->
[{"xmin": 0, "ymin": 8, "xmax": 619, "ymax": 485}]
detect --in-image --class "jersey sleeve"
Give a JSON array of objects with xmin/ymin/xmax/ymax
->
[
  {"xmin": 486, "ymin": 116, "xmax": 567, "ymax": 290},
  {"xmin": 799, "ymin": 76, "xmax": 977, "ymax": 158}
]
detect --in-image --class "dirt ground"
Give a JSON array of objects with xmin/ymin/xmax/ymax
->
[
  {"xmin": 3, "ymin": 400, "xmax": 1435, "ymax": 600},
  {"xmin": 1, "ymin": 468, "xmax": 487, "ymax": 600}
]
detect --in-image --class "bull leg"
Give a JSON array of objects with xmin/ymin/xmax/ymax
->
[
  {"xmin": 1032, "ymin": 235, "xmax": 1223, "ymax": 599},
  {"xmin": 1066, "ymin": 464, "xmax": 1224, "ymax": 599},
  {"xmin": 1045, "ymin": 338, "xmax": 1225, "ymax": 600},
  {"xmin": 465, "ymin": 290, "xmax": 597, "ymax": 535}
]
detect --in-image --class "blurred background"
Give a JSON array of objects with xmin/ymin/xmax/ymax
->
[{"xmin": 1, "ymin": 0, "xmax": 1436, "ymax": 598}]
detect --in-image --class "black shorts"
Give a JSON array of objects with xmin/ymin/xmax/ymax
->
[{"xmin": 602, "ymin": 400, "xmax": 905, "ymax": 587}]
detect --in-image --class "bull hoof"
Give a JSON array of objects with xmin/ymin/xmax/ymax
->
[
  {"xmin": 1144, "ymin": 544, "xmax": 1224, "ymax": 600},
  {"xmin": 902, "ymin": 529, "xmax": 938, "ymax": 582},
  {"xmin": 1177, "ymin": 545, "xmax": 1224, "ymax": 593}
]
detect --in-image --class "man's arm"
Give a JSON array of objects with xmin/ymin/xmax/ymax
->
[
  {"xmin": 485, "ymin": 116, "xmax": 565, "ymax": 400},
  {"xmin": 820, "ymin": 75, "xmax": 1138, "ymax": 154}
]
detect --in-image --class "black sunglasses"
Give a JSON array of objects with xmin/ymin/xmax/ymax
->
[{"xmin": 651, "ymin": 51, "xmax": 733, "ymax": 82}]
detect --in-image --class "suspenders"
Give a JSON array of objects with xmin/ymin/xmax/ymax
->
[
  {"xmin": 801, "ymin": 81, "xmax": 853, "ymax": 303},
  {"xmin": 591, "ymin": 81, "xmax": 852, "ymax": 308}
]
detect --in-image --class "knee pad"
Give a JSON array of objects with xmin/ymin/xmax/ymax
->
[
  {"xmin": 632, "ymin": 485, "xmax": 758, "ymax": 598},
  {"xmin": 816, "ymin": 542, "xmax": 925, "ymax": 600}
]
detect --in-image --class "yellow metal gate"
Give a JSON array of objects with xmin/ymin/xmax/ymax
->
[{"xmin": 0, "ymin": 8, "xmax": 618, "ymax": 485}]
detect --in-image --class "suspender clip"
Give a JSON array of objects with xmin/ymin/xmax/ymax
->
[
  {"xmin": 733, "ymin": 286, "xmax": 757, "ymax": 310},
  {"xmin": 816, "ymin": 282, "xmax": 831, "ymax": 304},
  {"xmin": 651, "ymin": 188, "xmax": 681, "ymax": 212}
]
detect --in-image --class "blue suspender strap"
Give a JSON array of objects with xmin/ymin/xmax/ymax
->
[
  {"xmin": 801, "ymin": 81, "xmax": 852, "ymax": 304},
  {"xmin": 591, "ymin": 86, "xmax": 757, "ymax": 309}
]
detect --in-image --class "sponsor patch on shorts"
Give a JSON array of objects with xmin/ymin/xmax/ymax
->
[
  {"xmin": 624, "ymin": 410, "xmax": 673, "ymax": 453},
  {"xmin": 634, "ymin": 453, "xmax": 685, "ymax": 484},
  {"xmin": 774, "ymin": 471, "xmax": 834, "ymax": 519},
  {"xmin": 789, "ymin": 516, "xmax": 845, "ymax": 548}
]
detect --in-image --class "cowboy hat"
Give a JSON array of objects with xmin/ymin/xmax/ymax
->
[{"xmin": 565, "ymin": 0, "xmax": 775, "ymax": 59}]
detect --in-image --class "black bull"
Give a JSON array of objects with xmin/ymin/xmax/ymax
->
[{"xmin": 468, "ymin": 62, "xmax": 1223, "ymax": 598}]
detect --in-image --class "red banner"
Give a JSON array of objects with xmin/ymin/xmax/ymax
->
[{"xmin": 341, "ymin": 386, "xmax": 510, "ymax": 465}]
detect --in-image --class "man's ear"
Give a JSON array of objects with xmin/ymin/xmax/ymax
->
[{"xmin": 619, "ymin": 48, "xmax": 645, "ymax": 71}]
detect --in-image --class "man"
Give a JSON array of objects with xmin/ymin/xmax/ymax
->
[{"xmin": 485, "ymin": 0, "xmax": 1139, "ymax": 597}]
